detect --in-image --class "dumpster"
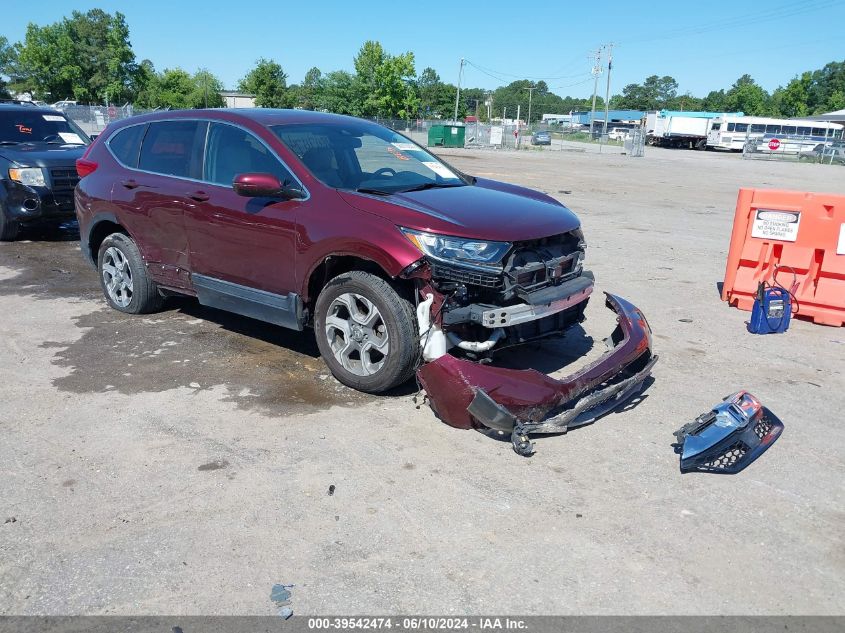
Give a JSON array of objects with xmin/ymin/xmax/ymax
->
[{"xmin": 428, "ymin": 124, "xmax": 465, "ymax": 148}]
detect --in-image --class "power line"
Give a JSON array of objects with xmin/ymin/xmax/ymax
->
[
  {"xmin": 464, "ymin": 58, "xmax": 594, "ymax": 83},
  {"xmin": 622, "ymin": 0, "xmax": 840, "ymax": 45}
]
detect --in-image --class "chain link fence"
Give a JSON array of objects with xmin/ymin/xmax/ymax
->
[
  {"xmin": 742, "ymin": 133, "xmax": 845, "ymax": 165},
  {"xmin": 62, "ymin": 106, "xmax": 646, "ymax": 157},
  {"xmin": 61, "ymin": 104, "xmax": 156, "ymax": 137}
]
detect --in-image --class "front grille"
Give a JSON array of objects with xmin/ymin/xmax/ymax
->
[
  {"xmin": 505, "ymin": 232, "xmax": 583, "ymax": 295},
  {"xmin": 753, "ymin": 416, "xmax": 774, "ymax": 440},
  {"xmin": 699, "ymin": 441, "xmax": 749, "ymax": 471},
  {"xmin": 430, "ymin": 262, "xmax": 502, "ymax": 289},
  {"xmin": 512, "ymin": 256, "xmax": 578, "ymax": 290},
  {"xmin": 50, "ymin": 168, "xmax": 80, "ymax": 193}
]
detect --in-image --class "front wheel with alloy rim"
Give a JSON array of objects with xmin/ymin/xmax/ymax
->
[
  {"xmin": 97, "ymin": 232, "xmax": 164, "ymax": 314},
  {"xmin": 314, "ymin": 271, "xmax": 419, "ymax": 394}
]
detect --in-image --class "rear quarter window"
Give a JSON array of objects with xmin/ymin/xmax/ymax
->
[
  {"xmin": 108, "ymin": 124, "xmax": 147, "ymax": 168},
  {"xmin": 138, "ymin": 120, "xmax": 205, "ymax": 179}
]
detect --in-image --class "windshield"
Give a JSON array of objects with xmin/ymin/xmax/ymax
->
[
  {"xmin": 271, "ymin": 122, "xmax": 465, "ymax": 193},
  {"xmin": 0, "ymin": 110, "xmax": 90, "ymax": 145}
]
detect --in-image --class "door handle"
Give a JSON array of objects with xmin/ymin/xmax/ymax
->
[
  {"xmin": 187, "ymin": 190, "xmax": 210, "ymax": 202},
  {"xmin": 121, "ymin": 178, "xmax": 140, "ymax": 189}
]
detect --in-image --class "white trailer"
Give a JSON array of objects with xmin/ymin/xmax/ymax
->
[{"xmin": 646, "ymin": 111, "xmax": 740, "ymax": 149}]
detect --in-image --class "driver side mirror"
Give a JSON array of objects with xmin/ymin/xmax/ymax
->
[{"xmin": 232, "ymin": 173, "xmax": 304, "ymax": 200}]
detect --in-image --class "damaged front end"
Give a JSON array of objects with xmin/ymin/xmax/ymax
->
[{"xmin": 406, "ymin": 229, "xmax": 657, "ymax": 455}]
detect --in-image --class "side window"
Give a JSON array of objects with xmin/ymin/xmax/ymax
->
[
  {"xmin": 138, "ymin": 120, "xmax": 204, "ymax": 178},
  {"xmin": 204, "ymin": 123, "xmax": 293, "ymax": 187},
  {"xmin": 108, "ymin": 124, "xmax": 147, "ymax": 168}
]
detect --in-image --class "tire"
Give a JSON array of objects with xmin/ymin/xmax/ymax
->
[
  {"xmin": 97, "ymin": 232, "xmax": 164, "ymax": 314},
  {"xmin": 0, "ymin": 211, "xmax": 20, "ymax": 242},
  {"xmin": 314, "ymin": 271, "xmax": 419, "ymax": 394}
]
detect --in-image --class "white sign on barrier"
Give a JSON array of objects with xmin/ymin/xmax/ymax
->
[
  {"xmin": 750, "ymin": 209, "xmax": 801, "ymax": 242},
  {"xmin": 838, "ymin": 224, "xmax": 845, "ymax": 255}
]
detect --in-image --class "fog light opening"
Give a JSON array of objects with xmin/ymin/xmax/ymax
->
[{"xmin": 23, "ymin": 198, "xmax": 40, "ymax": 212}]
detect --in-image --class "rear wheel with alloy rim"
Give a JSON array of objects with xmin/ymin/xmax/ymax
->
[
  {"xmin": 314, "ymin": 271, "xmax": 419, "ymax": 394},
  {"xmin": 97, "ymin": 233, "xmax": 164, "ymax": 314}
]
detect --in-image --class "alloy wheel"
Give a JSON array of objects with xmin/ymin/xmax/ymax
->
[
  {"xmin": 101, "ymin": 246, "xmax": 134, "ymax": 308},
  {"xmin": 324, "ymin": 292, "xmax": 390, "ymax": 376}
]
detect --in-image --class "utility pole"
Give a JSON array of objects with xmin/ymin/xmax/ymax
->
[
  {"xmin": 516, "ymin": 104, "xmax": 521, "ymax": 148},
  {"xmin": 589, "ymin": 48, "xmax": 602, "ymax": 138},
  {"xmin": 601, "ymin": 43, "xmax": 614, "ymax": 136},
  {"xmin": 526, "ymin": 84, "xmax": 536, "ymax": 131},
  {"xmin": 453, "ymin": 58, "xmax": 465, "ymax": 123}
]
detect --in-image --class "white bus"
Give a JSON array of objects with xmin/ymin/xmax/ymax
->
[{"xmin": 706, "ymin": 116, "xmax": 843, "ymax": 152}]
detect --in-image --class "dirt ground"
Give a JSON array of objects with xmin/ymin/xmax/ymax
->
[{"xmin": 0, "ymin": 147, "xmax": 843, "ymax": 615}]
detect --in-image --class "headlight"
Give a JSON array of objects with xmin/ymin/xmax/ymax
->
[
  {"xmin": 400, "ymin": 228, "xmax": 511, "ymax": 268},
  {"xmin": 9, "ymin": 167, "xmax": 46, "ymax": 187}
]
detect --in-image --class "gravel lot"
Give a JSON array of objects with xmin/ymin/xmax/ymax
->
[{"xmin": 1, "ymin": 146, "xmax": 843, "ymax": 615}]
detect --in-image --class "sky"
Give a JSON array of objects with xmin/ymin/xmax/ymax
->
[{"xmin": 2, "ymin": 0, "xmax": 844, "ymax": 100}]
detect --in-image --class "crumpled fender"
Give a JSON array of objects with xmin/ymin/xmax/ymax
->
[{"xmin": 416, "ymin": 293, "xmax": 655, "ymax": 431}]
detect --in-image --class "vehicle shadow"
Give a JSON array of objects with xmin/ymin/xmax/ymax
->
[
  {"xmin": 16, "ymin": 220, "xmax": 80, "ymax": 242},
  {"xmin": 165, "ymin": 296, "xmax": 323, "ymax": 359},
  {"xmin": 489, "ymin": 325, "xmax": 596, "ymax": 374},
  {"xmin": 162, "ymin": 297, "xmax": 435, "ymax": 399}
]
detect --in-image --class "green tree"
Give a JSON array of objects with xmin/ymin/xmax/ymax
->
[
  {"xmin": 0, "ymin": 36, "xmax": 15, "ymax": 98},
  {"xmin": 492, "ymin": 80, "xmax": 557, "ymax": 122},
  {"xmin": 239, "ymin": 58, "xmax": 291, "ymax": 108},
  {"xmin": 611, "ymin": 75, "xmax": 678, "ymax": 110},
  {"xmin": 701, "ymin": 89, "xmax": 727, "ymax": 112},
  {"xmin": 190, "ymin": 68, "xmax": 224, "ymax": 108},
  {"xmin": 297, "ymin": 66, "xmax": 323, "ymax": 110},
  {"xmin": 805, "ymin": 61, "xmax": 845, "ymax": 114},
  {"xmin": 11, "ymin": 10, "xmax": 137, "ymax": 103},
  {"xmin": 318, "ymin": 70, "xmax": 360, "ymax": 115},
  {"xmin": 827, "ymin": 89, "xmax": 845, "ymax": 112},
  {"xmin": 154, "ymin": 68, "xmax": 197, "ymax": 109},
  {"xmin": 416, "ymin": 67, "xmax": 442, "ymax": 116},
  {"xmin": 772, "ymin": 72, "xmax": 811, "ymax": 117},
  {"xmin": 352, "ymin": 41, "xmax": 418, "ymax": 118},
  {"xmin": 724, "ymin": 74, "xmax": 771, "ymax": 115},
  {"xmin": 132, "ymin": 59, "xmax": 158, "ymax": 108}
]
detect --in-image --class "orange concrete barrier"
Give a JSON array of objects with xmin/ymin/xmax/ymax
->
[{"xmin": 722, "ymin": 188, "xmax": 845, "ymax": 327}]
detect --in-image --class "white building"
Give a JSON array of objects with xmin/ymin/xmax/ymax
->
[{"xmin": 220, "ymin": 91, "xmax": 256, "ymax": 108}]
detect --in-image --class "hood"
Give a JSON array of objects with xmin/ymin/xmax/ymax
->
[
  {"xmin": 0, "ymin": 144, "xmax": 87, "ymax": 168},
  {"xmin": 338, "ymin": 179, "xmax": 580, "ymax": 242}
]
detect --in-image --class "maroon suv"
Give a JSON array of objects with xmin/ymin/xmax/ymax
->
[{"xmin": 75, "ymin": 109, "xmax": 655, "ymax": 454}]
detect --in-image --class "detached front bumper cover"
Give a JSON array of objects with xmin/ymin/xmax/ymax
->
[
  {"xmin": 673, "ymin": 391, "xmax": 784, "ymax": 474},
  {"xmin": 417, "ymin": 293, "xmax": 657, "ymax": 455}
]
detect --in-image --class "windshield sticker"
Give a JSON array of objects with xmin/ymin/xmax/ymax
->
[
  {"xmin": 43, "ymin": 115, "xmax": 65, "ymax": 122},
  {"xmin": 58, "ymin": 132, "xmax": 84, "ymax": 145},
  {"xmin": 391, "ymin": 142, "xmax": 418, "ymax": 151},
  {"xmin": 16, "ymin": 124, "xmax": 33, "ymax": 134},
  {"xmin": 386, "ymin": 145, "xmax": 410, "ymax": 161},
  {"xmin": 421, "ymin": 161, "xmax": 457, "ymax": 179}
]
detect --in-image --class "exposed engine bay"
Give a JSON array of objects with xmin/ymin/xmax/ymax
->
[
  {"xmin": 408, "ymin": 229, "xmax": 593, "ymax": 361},
  {"xmin": 404, "ymin": 229, "xmax": 657, "ymax": 455}
]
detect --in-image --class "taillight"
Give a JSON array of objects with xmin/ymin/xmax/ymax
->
[
  {"xmin": 76, "ymin": 158, "xmax": 98, "ymax": 178},
  {"xmin": 76, "ymin": 140, "xmax": 99, "ymax": 178}
]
